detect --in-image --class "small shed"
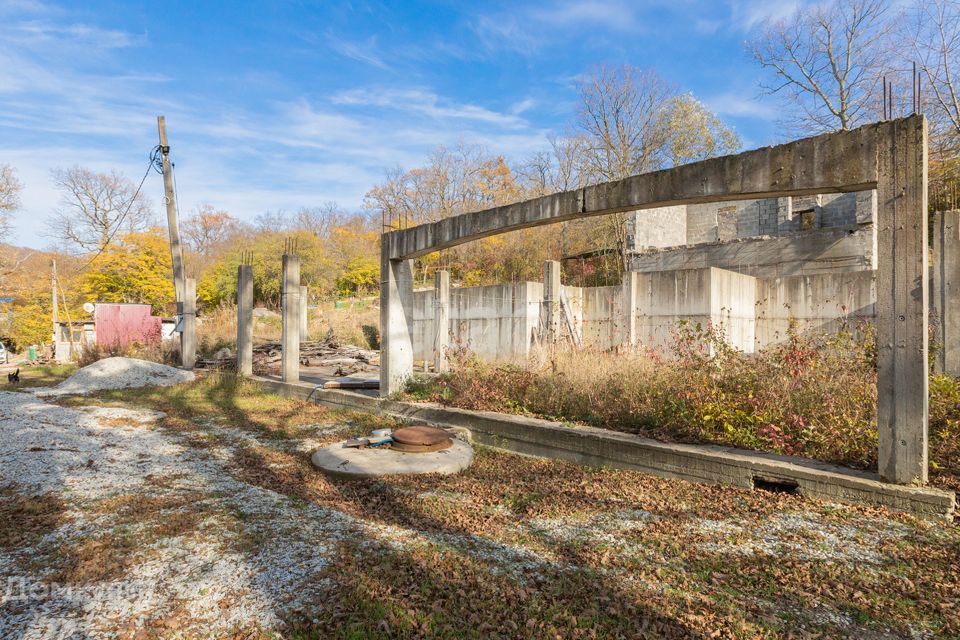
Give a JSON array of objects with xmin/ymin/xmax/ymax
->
[
  {"xmin": 55, "ymin": 303, "xmax": 166, "ymax": 363},
  {"xmin": 94, "ymin": 303, "xmax": 162, "ymax": 350}
]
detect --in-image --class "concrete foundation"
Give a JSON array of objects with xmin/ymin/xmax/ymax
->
[
  {"xmin": 311, "ymin": 437, "xmax": 474, "ymax": 477},
  {"xmin": 259, "ymin": 379, "xmax": 955, "ymax": 521},
  {"xmin": 381, "ymin": 116, "xmax": 930, "ymax": 488}
]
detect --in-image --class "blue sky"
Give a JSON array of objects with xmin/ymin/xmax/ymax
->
[{"xmin": 0, "ymin": 0, "xmax": 803, "ymax": 248}]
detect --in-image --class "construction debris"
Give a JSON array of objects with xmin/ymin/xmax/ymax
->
[{"xmin": 196, "ymin": 334, "xmax": 379, "ymax": 376}]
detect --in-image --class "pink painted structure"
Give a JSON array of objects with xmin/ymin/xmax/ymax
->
[{"xmin": 93, "ymin": 303, "xmax": 162, "ymax": 350}]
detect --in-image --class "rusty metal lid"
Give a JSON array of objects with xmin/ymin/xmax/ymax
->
[{"xmin": 391, "ymin": 426, "xmax": 451, "ymax": 446}]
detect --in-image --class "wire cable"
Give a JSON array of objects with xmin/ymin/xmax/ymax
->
[{"xmin": 76, "ymin": 145, "xmax": 160, "ymax": 273}]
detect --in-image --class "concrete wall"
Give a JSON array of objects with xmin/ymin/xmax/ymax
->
[
  {"xmin": 412, "ymin": 268, "xmax": 877, "ymax": 361},
  {"xmin": 755, "ymin": 271, "xmax": 876, "ymax": 347},
  {"xmin": 580, "ymin": 285, "xmax": 621, "ymax": 349},
  {"xmin": 630, "ymin": 205, "xmax": 687, "ymax": 250},
  {"xmin": 412, "ymin": 283, "xmax": 541, "ymax": 362},
  {"xmin": 631, "ymin": 227, "xmax": 876, "ymax": 279},
  {"xmin": 630, "ymin": 268, "xmax": 757, "ymax": 353}
]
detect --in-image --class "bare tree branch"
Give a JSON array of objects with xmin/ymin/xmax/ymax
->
[
  {"xmin": 748, "ymin": 0, "xmax": 892, "ymax": 134},
  {"xmin": 47, "ymin": 166, "xmax": 155, "ymax": 254}
]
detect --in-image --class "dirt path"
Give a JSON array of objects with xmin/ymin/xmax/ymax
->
[{"xmin": 1, "ymin": 385, "xmax": 957, "ymax": 639}]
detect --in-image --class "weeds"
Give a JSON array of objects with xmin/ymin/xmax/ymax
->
[{"xmin": 408, "ymin": 321, "xmax": 960, "ymax": 489}]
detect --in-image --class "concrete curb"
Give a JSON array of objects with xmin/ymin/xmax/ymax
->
[{"xmin": 256, "ymin": 377, "xmax": 956, "ymax": 521}]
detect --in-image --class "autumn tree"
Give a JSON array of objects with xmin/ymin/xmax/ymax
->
[
  {"xmin": 748, "ymin": 0, "xmax": 892, "ymax": 133},
  {"xmin": 573, "ymin": 66, "xmax": 740, "ymax": 274},
  {"xmin": 198, "ymin": 230, "xmax": 337, "ymax": 308},
  {"xmin": 82, "ymin": 227, "xmax": 175, "ymax": 314},
  {"xmin": 294, "ymin": 202, "xmax": 350, "ymax": 237},
  {"xmin": 0, "ymin": 163, "xmax": 22, "ymax": 237},
  {"xmin": 48, "ymin": 166, "xmax": 154, "ymax": 254},
  {"xmin": 900, "ymin": 0, "xmax": 960, "ymax": 205},
  {"xmin": 662, "ymin": 94, "xmax": 742, "ymax": 166},
  {"xmin": 182, "ymin": 204, "xmax": 243, "ymax": 255}
]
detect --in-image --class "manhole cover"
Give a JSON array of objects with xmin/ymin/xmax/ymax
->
[{"xmin": 390, "ymin": 426, "xmax": 452, "ymax": 453}]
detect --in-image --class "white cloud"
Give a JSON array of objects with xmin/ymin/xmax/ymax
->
[
  {"xmin": 7, "ymin": 20, "xmax": 139, "ymax": 48},
  {"xmin": 332, "ymin": 88, "xmax": 529, "ymax": 128},
  {"xmin": 0, "ymin": 4, "xmax": 559, "ymax": 248},
  {"xmin": 728, "ymin": 0, "xmax": 803, "ymax": 30},
  {"xmin": 326, "ymin": 33, "xmax": 391, "ymax": 70},
  {"xmin": 706, "ymin": 92, "xmax": 779, "ymax": 120},
  {"xmin": 470, "ymin": 0, "xmax": 651, "ymax": 56}
]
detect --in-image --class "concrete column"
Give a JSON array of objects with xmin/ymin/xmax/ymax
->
[
  {"xmin": 236, "ymin": 265, "xmax": 253, "ymax": 377},
  {"xmin": 299, "ymin": 285, "xmax": 309, "ymax": 340},
  {"xmin": 621, "ymin": 271, "xmax": 639, "ymax": 348},
  {"xmin": 433, "ymin": 270, "xmax": 450, "ymax": 372},
  {"xmin": 542, "ymin": 260, "xmax": 561, "ymax": 343},
  {"xmin": 281, "ymin": 255, "xmax": 301, "ymax": 383},
  {"xmin": 379, "ymin": 242, "xmax": 414, "ymax": 396},
  {"xmin": 933, "ymin": 210, "xmax": 960, "ymax": 375},
  {"xmin": 876, "ymin": 115, "xmax": 929, "ymax": 485},
  {"xmin": 181, "ymin": 278, "xmax": 196, "ymax": 369}
]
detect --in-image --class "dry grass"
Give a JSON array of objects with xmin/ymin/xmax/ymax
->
[
  {"xmin": 408, "ymin": 322, "xmax": 960, "ymax": 491},
  {"xmin": 18, "ymin": 372, "xmax": 960, "ymax": 638},
  {"xmin": 310, "ymin": 298, "xmax": 380, "ymax": 348},
  {"xmin": 0, "ymin": 485, "xmax": 69, "ymax": 550},
  {"xmin": 5, "ymin": 363, "xmax": 77, "ymax": 388},
  {"xmin": 195, "ymin": 298, "xmax": 380, "ymax": 357}
]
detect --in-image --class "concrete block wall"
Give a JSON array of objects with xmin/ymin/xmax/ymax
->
[
  {"xmin": 685, "ymin": 204, "xmax": 719, "ymax": 244},
  {"xmin": 630, "ymin": 205, "xmax": 687, "ymax": 250},
  {"xmin": 629, "ymin": 191, "xmax": 875, "ymax": 254}
]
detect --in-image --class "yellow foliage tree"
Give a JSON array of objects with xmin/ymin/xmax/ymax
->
[{"xmin": 82, "ymin": 227, "xmax": 175, "ymax": 314}]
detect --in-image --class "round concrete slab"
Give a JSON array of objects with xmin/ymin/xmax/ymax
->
[{"xmin": 311, "ymin": 438, "xmax": 474, "ymax": 477}]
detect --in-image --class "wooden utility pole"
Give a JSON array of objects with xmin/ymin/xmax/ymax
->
[
  {"xmin": 157, "ymin": 115, "xmax": 194, "ymax": 369},
  {"xmin": 157, "ymin": 115, "xmax": 186, "ymax": 303}
]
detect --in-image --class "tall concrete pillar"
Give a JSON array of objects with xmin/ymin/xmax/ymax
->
[
  {"xmin": 182, "ymin": 278, "xmax": 196, "ymax": 369},
  {"xmin": 281, "ymin": 255, "xmax": 301, "ymax": 383},
  {"xmin": 433, "ymin": 270, "xmax": 450, "ymax": 372},
  {"xmin": 876, "ymin": 115, "xmax": 929, "ymax": 485},
  {"xmin": 379, "ymin": 242, "xmax": 413, "ymax": 396},
  {"xmin": 236, "ymin": 264, "xmax": 253, "ymax": 377},
  {"xmin": 299, "ymin": 285, "xmax": 309, "ymax": 340},
  {"xmin": 542, "ymin": 260, "xmax": 561, "ymax": 344},
  {"xmin": 933, "ymin": 210, "xmax": 960, "ymax": 375},
  {"xmin": 621, "ymin": 271, "xmax": 639, "ymax": 348}
]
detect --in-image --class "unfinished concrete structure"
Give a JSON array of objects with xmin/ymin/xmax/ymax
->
[
  {"xmin": 933, "ymin": 210, "xmax": 960, "ymax": 376},
  {"xmin": 281, "ymin": 254, "xmax": 301, "ymax": 383},
  {"xmin": 236, "ymin": 264, "xmax": 254, "ymax": 377},
  {"xmin": 381, "ymin": 116, "xmax": 930, "ymax": 486},
  {"xmin": 409, "ymin": 263, "xmax": 873, "ymax": 359}
]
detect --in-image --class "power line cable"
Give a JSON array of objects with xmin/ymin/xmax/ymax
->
[{"xmin": 76, "ymin": 145, "xmax": 160, "ymax": 273}]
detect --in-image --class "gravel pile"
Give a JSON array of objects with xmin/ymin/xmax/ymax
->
[{"xmin": 34, "ymin": 357, "xmax": 194, "ymax": 397}]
